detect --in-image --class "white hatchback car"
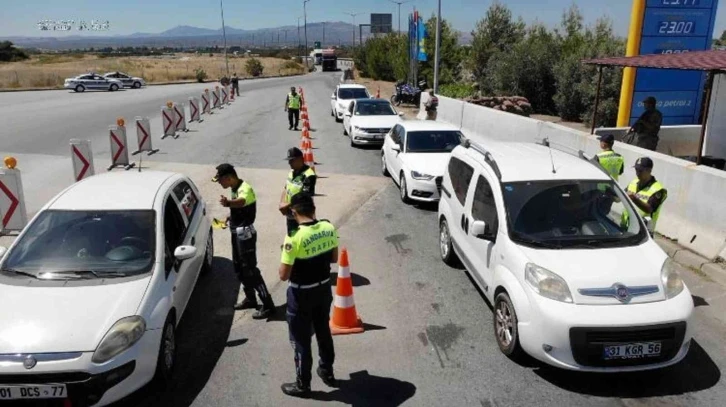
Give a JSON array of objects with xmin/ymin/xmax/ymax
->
[
  {"xmin": 343, "ymin": 98, "xmax": 404, "ymax": 146},
  {"xmin": 437, "ymin": 138, "xmax": 693, "ymax": 371},
  {"xmin": 0, "ymin": 171, "xmax": 213, "ymax": 406},
  {"xmin": 382, "ymin": 121, "xmax": 465, "ymax": 203},
  {"xmin": 331, "ymin": 84, "xmax": 370, "ymax": 122}
]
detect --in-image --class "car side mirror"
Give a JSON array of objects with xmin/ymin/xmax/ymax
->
[
  {"xmin": 174, "ymin": 245, "xmax": 197, "ymax": 261},
  {"xmin": 398, "ymin": 112, "xmax": 405, "ymax": 116},
  {"xmin": 0, "ymin": 246, "xmax": 7, "ymax": 258},
  {"xmin": 345, "ymin": 111, "xmax": 352, "ymax": 117},
  {"xmin": 471, "ymin": 220, "xmax": 494, "ymax": 240},
  {"xmin": 391, "ymin": 144, "xmax": 401, "ymax": 152},
  {"xmin": 331, "ymin": 94, "xmax": 336, "ymax": 100}
]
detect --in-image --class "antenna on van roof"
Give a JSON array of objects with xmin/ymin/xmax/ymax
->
[{"xmin": 542, "ymin": 138, "xmax": 557, "ymax": 174}]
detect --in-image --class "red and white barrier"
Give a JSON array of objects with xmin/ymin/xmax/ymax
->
[
  {"xmin": 132, "ymin": 116, "xmax": 159, "ymax": 156},
  {"xmin": 202, "ymin": 90, "xmax": 212, "ymax": 115},
  {"xmin": 189, "ymin": 97, "xmax": 203, "ymax": 122},
  {"xmin": 213, "ymin": 88, "xmax": 221, "ymax": 109},
  {"xmin": 173, "ymin": 103, "xmax": 188, "ymax": 132},
  {"xmin": 107, "ymin": 125, "xmax": 135, "ymax": 171},
  {"xmin": 70, "ymin": 138, "xmax": 95, "ymax": 182},
  {"xmin": 0, "ymin": 166, "xmax": 28, "ymax": 233},
  {"xmin": 161, "ymin": 105, "xmax": 177, "ymax": 139},
  {"xmin": 221, "ymin": 86, "xmax": 228, "ymax": 105}
]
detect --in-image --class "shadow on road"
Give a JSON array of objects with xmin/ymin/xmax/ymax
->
[
  {"xmin": 533, "ymin": 340, "xmax": 720, "ymax": 397},
  {"xmin": 330, "ymin": 271, "xmax": 371, "ymax": 287},
  {"xmin": 110, "ymin": 256, "xmax": 240, "ymax": 407},
  {"xmin": 308, "ymin": 370, "xmax": 416, "ymax": 406},
  {"xmin": 412, "ymin": 201, "xmax": 438, "ymax": 213}
]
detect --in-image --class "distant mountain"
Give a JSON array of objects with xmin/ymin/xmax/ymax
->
[{"xmin": 2, "ymin": 22, "xmax": 472, "ymax": 50}]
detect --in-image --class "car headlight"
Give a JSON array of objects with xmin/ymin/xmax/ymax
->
[
  {"xmin": 92, "ymin": 316, "xmax": 146, "ymax": 363},
  {"xmin": 524, "ymin": 263, "xmax": 573, "ymax": 303},
  {"xmin": 411, "ymin": 171, "xmax": 435, "ymax": 181},
  {"xmin": 661, "ymin": 258, "xmax": 684, "ymax": 299}
]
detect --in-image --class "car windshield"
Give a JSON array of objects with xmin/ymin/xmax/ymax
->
[
  {"xmin": 339, "ymin": 88, "xmax": 369, "ymax": 99},
  {"xmin": 1, "ymin": 210, "xmax": 156, "ymax": 279},
  {"xmin": 502, "ymin": 180, "xmax": 647, "ymax": 249},
  {"xmin": 406, "ymin": 130, "xmax": 463, "ymax": 153},
  {"xmin": 355, "ymin": 102, "xmax": 396, "ymax": 116}
]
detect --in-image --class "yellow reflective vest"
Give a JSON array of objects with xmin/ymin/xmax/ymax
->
[{"xmin": 621, "ymin": 178, "xmax": 667, "ymax": 232}]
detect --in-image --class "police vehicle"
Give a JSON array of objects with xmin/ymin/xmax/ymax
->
[
  {"xmin": 64, "ymin": 73, "xmax": 124, "ymax": 92},
  {"xmin": 103, "ymin": 71, "xmax": 146, "ymax": 89}
]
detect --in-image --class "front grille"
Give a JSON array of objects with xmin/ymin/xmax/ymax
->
[
  {"xmin": 362, "ymin": 128, "xmax": 390, "ymax": 134},
  {"xmin": 569, "ymin": 322, "xmax": 686, "ymax": 367}
]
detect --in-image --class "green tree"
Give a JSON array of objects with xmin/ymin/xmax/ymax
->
[
  {"xmin": 418, "ymin": 15, "xmax": 462, "ymax": 88},
  {"xmin": 353, "ymin": 33, "xmax": 407, "ymax": 82},
  {"xmin": 245, "ymin": 58, "xmax": 264, "ymax": 77},
  {"xmin": 0, "ymin": 41, "xmax": 29, "ymax": 62}
]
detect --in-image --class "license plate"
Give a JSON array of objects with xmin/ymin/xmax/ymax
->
[
  {"xmin": 0, "ymin": 384, "xmax": 67, "ymax": 400},
  {"xmin": 603, "ymin": 342, "xmax": 662, "ymax": 360}
]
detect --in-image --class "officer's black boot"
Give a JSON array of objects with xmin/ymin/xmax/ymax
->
[
  {"xmin": 252, "ymin": 300, "xmax": 275, "ymax": 319},
  {"xmin": 281, "ymin": 381, "xmax": 310, "ymax": 397},
  {"xmin": 316, "ymin": 366, "xmax": 337, "ymax": 387},
  {"xmin": 234, "ymin": 297, "xmax": 258, "ymax": 310}
]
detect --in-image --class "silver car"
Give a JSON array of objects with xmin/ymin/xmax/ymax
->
[
  {"xmin": 103, "ymin": 71, "xmax": 146, "ymax": 89},
  {"xmin": 64, "ymin": 73, "xmax": 124, "ymax": 92}
]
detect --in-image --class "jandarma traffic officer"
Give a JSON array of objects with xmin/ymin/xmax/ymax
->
[
  {"xmin": 621, "ymin": 157, "xmax": 668, "ymax": 234},
  {"xmin": 594, "ymin": 134, "xmax": 624, "ymax": 181},
  {"xmin": 278, "ymin": 193, "xmax": 338, "ymax": 397},
  {"xmin": 279, "ymin": 147, "xmax": 317, "ymax": 236},
  {"xmin": 285, "ymin": 86, "xmax": 302, "ymax": 131},
  {"xmin": 213, "ymin": 164, "xmax": 275, "ymax": 319}
]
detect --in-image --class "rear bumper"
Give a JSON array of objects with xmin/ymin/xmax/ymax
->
[{"xmin": 351, "ymin": 131, "xmax": 385, "ymax": 145}]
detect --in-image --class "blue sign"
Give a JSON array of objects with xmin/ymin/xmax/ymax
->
[
  {"xmin": 417, "ymin": 17, "xmax": 427, "ymax": 61},
  {"xmin": 630, "ymin": 0, "xmax": 718, "ymax": 126}
]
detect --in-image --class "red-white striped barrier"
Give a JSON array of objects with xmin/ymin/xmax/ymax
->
[
  {"xmin": 202, "ymin": 90, "xmax": 212, "ymax": 115},
  {"xmin": 107, "ymin": 124, "xmax": 135, "ymax": 171},
  {"xmin": 70, "ymin": 138, "xmax": 95, "ymax": 182},
  {"xmin": 173, "ymin": 103, "xmax": 188, "ymax": 132},
  {"xmin": 221, "ymin": 86, "xmax": 228, "ymax": 105},
  {"xmin": 132, "ymin": 116, "xmax": 159, "ymax": 156},
  {"xmin": 213, "ymin": 88, "xmax": 221, "ymax": 109},
  {"xmin": 0, "ymin": 164, "xmax": 28, "ymax": 234},
  {"xmin": 189, "ymin": 97, "xmax": 203, "ymax": 122},
  {"xmin": 161, "ymin": 105, "xmax": 178, "ymax": 139}
]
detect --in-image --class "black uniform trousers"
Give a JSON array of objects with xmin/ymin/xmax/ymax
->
[
  {"xmin": 286, "ymin": 283, "xmax": 335, "ymax": 386},
  {"xmin": 231, "ymin": 228, "xmax": 273, "ymax": 307},
  {"xmin": 288, "ymin": 108, "xmax": 300, "ymax": 129}
]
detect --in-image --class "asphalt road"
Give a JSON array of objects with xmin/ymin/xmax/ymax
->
[{"xmin": 2, "ymin": 71, "xmax": 726, "ymax": 407}]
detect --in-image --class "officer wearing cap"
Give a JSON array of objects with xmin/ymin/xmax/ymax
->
[
  {"xmin": 629, "ymin": 96, "xmax": 663, "ymax": 151},
  {"xmin": 285, "ymin": 86, "xmax": 302, "ymax": 131},
  {"xmin": 213, "ymin": 164, "xmax": 275, "ymax": 318},
  {"xmin": 279, "ymin": 147, "xmax": 317, "ymax": 235},
  {"xmin": 621, "ymin": 157, "xmax": 668, "ymax": 234},
  {"xmin": 595, "ymin": 134, "xmax": 624, "ymax": 181},
  {"xmin": 278, "ymin": 193, "xmax": 338, "ymax": 397}
]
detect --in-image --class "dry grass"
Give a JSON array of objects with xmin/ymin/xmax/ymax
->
[{"xmin": 0, "ymin": 54, "xmax": 305, "ymax": 90}]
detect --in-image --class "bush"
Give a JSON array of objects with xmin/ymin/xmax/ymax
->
[
  {"xmin": 439, "ymin": 83, "xmax": 476, "ymax": 99},
  {"xmin": 0, "ymin": 41, "xmax": 29, "ymax": 62},
  {"xmin": 194, "ymin": 68, "xmax": 208, "ymax": 83},
  {"xmin": 245, "ymin": 58, "xmax": 264, "ymax": 77}
]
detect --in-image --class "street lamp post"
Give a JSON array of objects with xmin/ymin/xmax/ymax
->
[
  {"xmin": 433, "ymin": 0, "xmax": 441, "ymax": 93},
  {"xmin": 304, "ymin": 0, "xmax": 310, "ymax": 58},
  {"xmin": 389, "ymin": 0, "xmax": 413, "ymax": 34},
  {"xmin": 297, "ymin": 17, "xmax": 302, "ymax": 55},
  {"xmin": 344, "ymin": 12, "xmax": 359, "ymax": 46},
  {"xmin": 219, "ymin": 0, "xmax": 229, "ymax": 77}
]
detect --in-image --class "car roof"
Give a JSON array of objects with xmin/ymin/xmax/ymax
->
[
  {"xmin": 338, "ymin": 84, "xmax": 367, "ymax": 89},
  {"xmin": 460, "ymin": 140, "xmax": 610, "ymax": 183},
  {"xmin": 398, "ymin": 121, "xmax": 462, "ymax": 132},
  {"xmin": 47, "ymin": 171, "xmax": 180, "ymax": 211},
  {"xmin": 355, "ymin": 98, "xmax": 390, "ymax": 104}
]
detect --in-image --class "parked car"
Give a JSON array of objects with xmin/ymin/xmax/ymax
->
[
  {"xmin": 437, "ymin": 138, "xmax": 693, "ymax": 371},
  {"xmin": 343, "ymin": 98, "xmax": 404, "ymax": 147},
  {"xmin": 64, "ymin": 73, "xmax": 124, "ymax": 92},
  {"xmin": 0, "ymin": 171, "xmax": 213, "ymax": 406},
  {"xmin": 331, "ymin": 84, "xmax": 370, "ymax": 122},
  {"xmin": 103, "ymin": 71, "xmax": 146, "ymax": 89},
  {"xmin": 381, "ymin": 121, "xmax": 465, "ymax": 203}
]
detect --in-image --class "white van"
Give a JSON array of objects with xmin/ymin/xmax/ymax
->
[{"xmin": 437, "ymin": 138, "xmax": 693, "ymax": 371}]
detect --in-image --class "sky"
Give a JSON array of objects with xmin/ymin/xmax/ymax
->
[{"xmin": 2, "ymin": 0, "xmax": 725, "ymax": 38}]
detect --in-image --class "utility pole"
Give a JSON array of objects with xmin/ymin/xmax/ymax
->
[
  {"xmin": 344, "ymin": 12, "xmax": 360, "ymax": 46},
  {"xmin": 304, "ymin": 0, "xmax": 310, "ymax": 58},
  {"xmin": 297, "ymin": 16, "xmax": 302, "ymax": 55},
  {"xmin": 389, "ymin": 0, "xmax": 413, "ymax": 34},
  {"xmin": 322, "ymin": 22, "xmax": 326, "ymax": 47},
  {"xmin": 219, "ymin": 0, "xmax": 229, "ymax": 77},
  {"xmin": 433, "ymin": 0, "xmax": 441, "ymax": 93}
]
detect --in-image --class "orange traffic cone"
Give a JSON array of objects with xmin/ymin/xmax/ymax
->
[
  {"xmin": 304, "ymin": 147, "xmax": 316, "ymax": 170},
  {"xmin": 301, "ymin": 128, "xmax": 311, "ymax": 140},
  {"xmin": 302, "ymin": 111, "xmax": 309, "ymax": 121},
  {"xmin": 330, "ymin": 248, "xmax": 364, "ymax": 335},
  {"xmin": 376, "ymin": 86, "xmax": 380, "ymax": 98},
  {"xmin": 300, "ymin": 136, "xmax": 312, "ymax": 151}
]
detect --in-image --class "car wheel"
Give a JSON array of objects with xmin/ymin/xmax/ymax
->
[
  {"xmin": 439, "ymin": 218, "xmax": 460, "ymax": 266},
  {"xmin": 494, "ymin": 292, "xmax": 523, "ymax": 359},
  {"xmin": 110, "ymin": 84, "xmax": 119, "ymax": 91},
  {"xmin": 152, "ymin": 315, "xmax": 176, "ymax": 388},
  {"xmin": 331, "ymin": 109, "xmax": 334, "ymax": 117},
  {"xmin": 343, "ymin": 125, "xmax": 348, "ymax": 136},
  {"xmin": 381, "ymin": 152, "xmax": 389, "ymax": 177},
  {"xmin": 75, "ymin": 85, "xmax": 84, "ymax": 92},
  {"xmin": 399, "ymin": 173, "xmax": 411, "ymax": 204},
  {"xmin": 201, "ymin": 229, "xmax": 214, "ymax": 274},
  {"xmin": 133, "ymin": 81, "xmax": 141, "ymax": 89}
]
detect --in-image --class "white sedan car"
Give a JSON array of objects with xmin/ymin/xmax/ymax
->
[
  {"xmin": 0, "ymin": 171, "xmax": 213, "ymax": 406},
  {"xmin": 381, "ymin": 121, "xmax": 465, "ymax": 203},
  {"xmin": 64, "ymin": 73, "xmax": 124, "ymax": 92},
  {"xmin": 331, "ymin": 84, "xmax": 370, "ymax": 122},
  {"xmin": 103, "ymin": 71, "xmax": 146, "ymax": 89},
  {"xmin": 343, "ymin": 98, "xmax": 404, "ymax": 147}
]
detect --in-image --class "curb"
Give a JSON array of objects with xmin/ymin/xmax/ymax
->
[
  {"xmin": 0, "ymin": 72, "xmax": 306, "ymax": 93},
  {"xmin": 655, "ymin": 235, "xmax": 726, "ymax": 287}
]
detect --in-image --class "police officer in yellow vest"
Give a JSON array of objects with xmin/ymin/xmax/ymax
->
[
  {"xmin": 622, "ymin": 157, "xmax": 667, "ymax": 234},
  {"xmin": 278, "ymin": 193, "xmax": 338, "ymax": 397},
  {"xmin": 279, "ymin": 147, "xmax": 317, "ymax": 235},
  {"xmin": 285, "ymin": 86, "xmax": 302, "ymax": 131},
  {"xmin": 595, "ymin": 134, "xmax": 624, "ymax": 181}
]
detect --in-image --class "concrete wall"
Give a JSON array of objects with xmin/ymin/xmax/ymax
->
[
  {"xmin": 705, "ymin": 73, "xmax": 726, "ymax": 160},
  {"xmin": 423, "ymin": 94, "xmax": 726, "ymax": 261},
  {"xmin": 593, "ymin": 126, "xmax": 702, "ymax": 157}
]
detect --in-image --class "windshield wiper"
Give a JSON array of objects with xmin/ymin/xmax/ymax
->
[
  {"xmin": 1, "ymin": 268, "xmax": 41, "ymax": 279},
  {"xmin": 514, "ymin": 238, "xmax": 562, "ymax": 249},
  {"xmin": 46, "ymin": 270, "xmax": 127, "ymax": 279}
]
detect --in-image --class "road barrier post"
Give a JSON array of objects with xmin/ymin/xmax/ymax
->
[
  {"xmin": 0, "ymin": 157, "xmax": 28, "ymax": 234},
  {"xmin": 107, "ymin": 120, "xmax": 135, "ymax": 171},
  {"xmin": 174, "ymin": 103, "xmax": 188, "ymax": 133},
  {"xmin": 161, "ymin": 104, "xmax": 178, "ymax": 139},
  {"xmin": 70, "ymin": 139, "xmax": 95, "ymax": 182},
  {"xmin": 132, "ymin": 116, "xmax": 159, "ymax": 156},
  {"xmin": 202, "ymin": 90, "xmax": 212, "ymax": 115},
  {"xmin": 222, "ymin": 85, "xmax": 228, "ymax": 105},
  {"xmin": 189, "ymin": 97, "xmax": 203, "ymax": 123}
]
